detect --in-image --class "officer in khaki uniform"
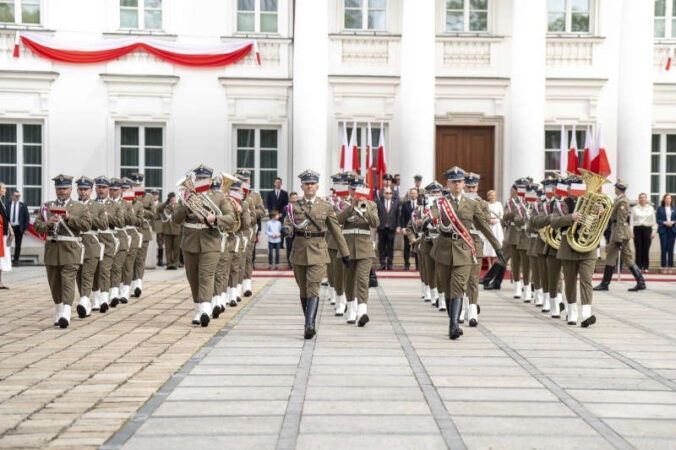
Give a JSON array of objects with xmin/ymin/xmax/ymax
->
[
  {"xmin": 326, "ymin": 172, "xmax": 348, "ymax": 312},
  {"xmin": 74, "ymin": 176, "xmax": 106, "ymax": 318},
  {"xmin": 439, "ymin": 167, "xmax": 504, "ymax": 340},
  {"xmin": 129, "ymin": 173, "xmax": 154, "ymax": 298},
  {"xmin": 515, "ymin": 180, "xmax": 533, "ymax": 302},
  {"xmin": 174, "ymin": 165, "xmax": 237, "ymax": 327},
  {"xmin": 157, "ymin": 192, "xmax": 181, "ymax": 269},
  {"xmin": 119, "ymin": 178, "xmax": 141, "ymax": 305},
  {"xmin": 337, "ymin": 174, "xmax": 379, "ymax": 327},
  {"xmin": 226, "ymin": 181, "xmax": 251, "ymax": 307},
  {"xmin": 594, "ymin": 179, "xmax": 646, "ymax": 292},
  {"xmin": 235, "ymin": 169, "xmax": 265, "ymax": 298},
  {"xmin": 282, "ymin": 169, "xmax": 350, "ymax": 339},
  {"xmin": 151, "ymin": 190, "xmax": 164, "ymax": 266},
  {"xmin": 235, "ymin": 186, "xmax": 257, "ymax": 301},
  {"xmin": 550, "ymin": 180, "xmax": 597, "ymax": 327},
  {"xmin": 91, "ymin": 176, "xmax": 119, "ymax": 313},
  {"xmin": 525, "ymin": 184, "xmax": 546, "ymax": 307},
  {"xmin": 108, "ymin": 179, "xmax": 130, "ymax": 310},
  {"xmin": 33, "ymin": 175, "xmax": 92, "ymax": 328}
]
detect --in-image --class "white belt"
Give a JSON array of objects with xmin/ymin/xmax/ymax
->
[
  {"xmin": 184, "ymin": 222, "xmax": 209, "ymax": 229},
  {"xmin": 529, "ymin": 233, "xmax": 538, "ymax": 238},
  {"xmin": 114, "ymin": 227, "xmax": 127, "ymax": 232},
  {"xmin": 98, "ymin": 229, "xmax": 114, "ymax": 234},
  {"xmin": 125, "ymin": 226, "xmax": 137, "ymax": 230},
  {"xmin": 50, "ymin": 235, "xmax": 81, "ymax": 243},
  {"xmin": 342, "ymin": 229, "xmax": 371, "ymax": 236},
  {"xmin": 81, "ymin": 231, "xmax": 98, "ymax": 235}
]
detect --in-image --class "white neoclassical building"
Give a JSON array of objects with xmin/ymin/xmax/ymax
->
[{"xmin": 0, "ymin": 0, "xmax": 674, "ymax": 211}]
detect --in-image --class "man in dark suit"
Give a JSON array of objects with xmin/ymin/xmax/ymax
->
[
  {"xmin": 377, "ymin": 187, "xmax": 401, "ymax": 270},
  {"xmin": 400, "ymin": 188, "xmax": 419, "ymax": 270},
  {"xmin": 265, "ymin": 177, "xmax": 289, "ymax": 214},
  {"xmin": 5, "ymin": 190, "xmax": 30, "ymax": 266}
]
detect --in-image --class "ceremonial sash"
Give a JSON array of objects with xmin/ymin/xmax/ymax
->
[
  {"xmin": 285, "ymin": 203, "xmax": 308, "ymax": 229},
  {"xmin": 438, "ymin": 197, "xmax": 477, "ymax": 264}
]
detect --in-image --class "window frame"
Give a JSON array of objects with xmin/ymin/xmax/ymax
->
[
  {"xmin": 119, "ymin": 0, "xmax": 163, "ymax": 31},
  {"xmin": 651, "ymin": 131, "xmax": 676, "ymax": 206},
  {"xmin": 547, "ymin": 0, "xmax": 594, "ymax": 35},
  {"xmin": 444, "ymin": 0, "xmax": 490, "ymax": 34},
  {"xmin": 0, "ymin": 120, "xmax": 44, "ymax": 212},
  {"xmin": 654, "ymin": 0, "xmax": 676, "ymax": 39},
  {"xmin": 342, "ymin": 0, "xmax": 387, "ymax": 32},
  {"xmin": 543, "ymin": 126, "xmax": 589, "ymax": 177},
  {"xmin": 234, "ymin": 126, "xmax": 281, "ymax": 200},
  {"xmin": 236, "ymin": 0, "xmax": 279, "ymax": 34},
  {"xmin": 0, "ymin": 0, "xmax": 41, "ymax": 26},
  {"xmin": 116, "ymin": 123, "xmax": 165, "ymax": 197}
]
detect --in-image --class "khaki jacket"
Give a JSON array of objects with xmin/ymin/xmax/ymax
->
[
  {"xmin": 156, "ymin": 201, "xmax": 182, "ymax": 235},
  {"xmin": 96, "ymin": 197, "xmax": 119, "ymax": 256},
  {"xmin": 550, "ymin": 200, "xmax": 596, "ymax": 261},
  {"xmin": 527, "ymin": 202, "xmax": 547, "ymax": 257},
  {"xmin": 327, "ymin": 198, "xmax": 347, "ymax": 251},
  {"xmin": 81, "ymin": 198, "xmax": 108, "ymax": 259},
  {"xmin": 469, "ymin": 197, "xmax": 490, "ymax": 259},
  {"xmin": 283, "ymin": 197, "xmax": 349, "ymax": 265},
  {"xmin": 246, "ymin": 190, "xmax": 265, "ymax": 221},
  {"xmin": 337, "ymin": 199, "xmax": 379, "ymax": 260},
  {"xmin": 610, "ymin": 194, "xmax": 630, "ymax": 243},
  {"xmin": 33, "ymin": 199, "xmax": 92, "ymax": 265},
  {"xmin": 503, "ymin": 197, "xmax": 521, "ymax": 245},
  {"xmin": 173, "ymin": 190, "xmax": 237, "ymax": 253},
  {"xmin": 134, "ymin": 193, "xmax": 155, "ymax": 241}
]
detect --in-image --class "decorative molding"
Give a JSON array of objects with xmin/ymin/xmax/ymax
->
[
  {"xmin": 218, "ymin": 77, "xmax": 292, "ymax": 120},
  {"xmin": 546, "ymin": 37, "xmax": 603, "ymax": 66},
  {"xmin": 437, "ymin": 37, "xmax": 500, "ymax": 67},
  {"xmin": 330, "ymin": 35, "xmax": 400, "ymax": 66},
  {"xmin": 545, "ymin": 77, "xmax": 607, "ymax": 120},
  {"xmin": 329, "ymin": 76, "xmax": 400, "ymax": 120},
  {"xmin": 0, "ymin": 70, "xmax": 58, "ymax": 117},
  {"xmin": 99, "ymin": 73, "xmax": 179, "ymax": 119},
  {"xmin": 435, "ymin": 77, "xmax": 510, "ymax": 117},
  {"xmin": 654, "ymin": 44, "xmax": 672, "ymax": 69}
]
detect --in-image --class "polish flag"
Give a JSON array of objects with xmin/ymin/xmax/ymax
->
[
  {"xmin": 194, "ymin": 177, "xmax": 211, "ymax": 193},
  {"xmin": 570, "ymin": 182, "xmax": 586, "ymax": 197},
  {"xmin": 559, "ymin": 125, "xmax": 568, "ymax": 177},
  {"xmin": 556, "ymin": 182, "xmax": 569, "ymax": 197},
  {"xmin": 349, "ymin": 121, "xmax": 360, "ymax": 173},
  {"xmin": 339, "ymin": 122, "xmax": 348, "ymax": 170},
  {"xmin": 365, "ymin": 122, "xmax": 374, "ymax": 199},
  {"xmin": 517, "ymin": 186, "xmax": 526, "ymax": 198},
  {"xmin": 666, "ymin": 46, "xmax": 674, "ymax": 71},
  {"xmin": 582, "ymin": 125, "xmax": 592, "ymax": 171},
  {"xmin": 590, "ymin": 125, "xmax": 612, "ymax": 178},
  {"xmin": 354, "ymin": 186, "xmax": 370, "ymax": 199},
  {"xmin": 545, "ymin": 184, "xmax": 555, "ymax": 197},
  {"xmin": 376, "ymin": 122, "xmax": 387, "ymax": 190},
  {"xmin": 525, "ymin": 189, "xmax": 537, "ymax": 202},
  {"xmin": 567, "ymin": 125, "xmax": 580, "ymax": 175}
]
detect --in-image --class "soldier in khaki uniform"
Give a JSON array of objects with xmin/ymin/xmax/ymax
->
[
  {"xmin": 406, "ymin": 205, "xmax": 424, "ymax": 297},
  {"xmin": 119, "ymin": 178, "xmax": 141, "ymax": 305},
  {"xmin": 525, "ymin": 184, "xmax": 545, "ymax": 307},
  {"xmin": 157, "ymin": 192, "xmax": 181, "ymax": 269},
  {"xmin": 74, "ymin": 177, "xmax": 106, "ymax": 318},
  {"xmin": 235, "ymin": 186, "xmax": 256, "ymax": 301},
  {"xmin": 515, "ymin": 181, "xmax": 533, "ymax": 302},
  {"xmin": 91, "ymin": 176, "xmax": 119, "ymax": 313},
  {"xmin": 235, "ymin": 169, "xmax": 265, "ymax": 298},
  {"xmin": 129, "ymin": 173, "xmax": 153, "ymax": 298},
  {"xmin": 594, "ymin": 179, "xmax": 646, "ymax": 292},
  {"xmin": 226, "ymin": 181, "xmax": 251, "ymax": 307},
  {"xmin": 337, "ymin": 175, "xmax": 379, "ymax": 326},
  {"xmin": 439, "ymin": 167, "xmax": 504, "ymax": 340},
  {"xmin": 174, "ymin": 165, "xmax": 237, "ymax": 326},
  {"xmin": 33, "ymin": 175, "xmax": 92, "ymax": 328},
  {"xmin": 282, "ymin": 169, "xmax": 350, "ymax": 339},
  {"xmin": 327, "ymin": 173, "xmax": 349, "ymax": 314},
  {"xmin": 421, "ymin": 182, "xmax": 442, "ymax": 304},
  {"xmin": 151, "ymin": 190, "xmax": 164, "ymax": 266},
  {"xmin": 108, "ymin": 179, "xmax": 130, "ymax": 309}
]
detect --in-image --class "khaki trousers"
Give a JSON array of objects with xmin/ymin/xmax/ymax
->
[
  {"xmin": 330, "ymin": 248, "xmax": 346, "ymax": 295},
  {"xmin": 245, "ymin": 230, "xmax": 255, "ymax": 278},
  {"xmin": 545, "ymin": 255, "xmax": 562, "ymax": 298},
  {"xmin": 422, "ymin": 240, "xmax": 436, "ymax": 289},
  {"xmin": 133, "ymin": 239, "xmax": 149, "ymax": 280},
  {"xmin": 561, "ymin": 259, "xmax": 594, "ymax": 305},
  {"xmin": 164, "ymin": 234, "xmax": 180, "ymax": 268},
  {"xmin": 111, "ymin": 249, "xmax": 127, "ymax": 288},
  {"xmin": 605, "ymin": 239, "xmax": 635, "ymax": 267},
  {"xmin": 466, "ymin": 258, "xmax": 482, "ymax": 305},
  {"xmin": 123, "ymin": 247, "xmax": 138, "ymax": 285},
  {"xmin": 515, "ymin": 249, "xmax": 530, "ymax": 284},
  {"xmin": 46, "ymin": 264, "xmax": 79, "ymax": 305},
  {"xmin": 345, "ymin": 258, "xmax": 371, "ymax": 304},
  {"xmin": 293, "ymin": 264, "xmax": 326, "ymax": 298},
  {"xmin": 214, "ymin": 250, "xmax": 232, "ymax": 296},
  {"xmin": 530, "ymin": 255, "xmax": 541, "ymax": 290},
  {"xmin": 77, "ymin": 256, "xmax": 99, "ymax": 298},
  {"xmin": 94, "ymin": 253, "xmax": 113, "ymax": 292},
  {"xmin": 183, "ymin": 250, "xmax": 220, "ymax": 303},
  {"xmin": 449, "ymin": 265, "xmax": 472, "ymax": 299}
]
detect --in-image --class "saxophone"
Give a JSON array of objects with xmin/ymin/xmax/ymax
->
[{"xmin": 566, "ymin": 169, "xmax": 613, "ymax": 253}]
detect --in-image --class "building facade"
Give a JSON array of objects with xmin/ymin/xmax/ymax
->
[{"xmin": 0, "ymin": 0, "xmax": 674, "ymax": 211}]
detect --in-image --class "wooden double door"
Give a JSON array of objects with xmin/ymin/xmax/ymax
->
[{"xmin": 435, "ymin": 126, "xmax": 495, "ymax": 199}]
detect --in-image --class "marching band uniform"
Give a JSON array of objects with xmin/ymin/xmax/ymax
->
[
  {"xmin": 526, "ymin": 184, "xmax": 545, "ymax": 307},
  {"xmin": 594, "ymin": 179, "xmax": 646, "ymax": 292},
  {"xmin": 130, "ymin": 173, "xmax": 155, "ymax": 298},
  {"xmin": 120, "ymin": 178, "xmax": 141, "ymax": 306},
  {"xmin": 516, "ymin": 184, "xmax": 532, "ymax": 302},
  {"xmin": 236, "ymin": 169, "xmax": 265, "ymax": 298},
  {"xmin": 420, "ymin": 182, "xmax": 442, "ymax": 303},
  {"xmin": 327, "ymin": 174, "xmax": 348, "ymax": 315},
  {"xmin": 152, "ymin": 191, "xmax": 165, "ymax": 267},
  {"xmin": 227, "ymin": 181, "xmax": 251, "ymax": 307},
  {"xmin": 156, "ymin": 193, "xmax": 181, "ymax": 269},
  {"xmin": 462, "ymin": 173, "xmax": 488, "ymax": 326},
  {"xmin": 91, "ymin": 176, "xmax": 119, "ymax": 313},
  {"xmin": 108, "ymin": 179, "xmax": 130, "ymax": 309},
  {"xmin": 337, "ymin": 175, "xmax": 379, "ymax": 326},
  {"xmin": 283, "ymin": 169, "xmax": 350, "ymax": 339},
  {"xmin": 33, "ymin": 175, "xmax": 92, "ymax": 328}
]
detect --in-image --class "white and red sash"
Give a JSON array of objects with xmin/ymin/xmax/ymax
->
[{"xmin": 438, "ymin": 197, "xmax": 477, "ymax": 264}]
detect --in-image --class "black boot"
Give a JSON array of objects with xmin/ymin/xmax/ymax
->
[
  {"xmin": 369, "ymin": 267, "xmax": 379, "ymax": 288},
  {"xmin": 447, "ymin": 298, "xmax": 463, "ymax": 340},
  {"xmin": 480, "ymin": 263, "xmax": 499, "ymax": 286},
  {"xmin": 300, "ymin": 297, "xmax": 307, "ymax": 314},
  {"xmin": 157, "ymin": 248, "xmax": 164, "ymax": 267},
  {"xmin": 304, "ymin": 297, "xmax": 319, "ymax": 339},
  {"xmin": 593, "ymin": 265, "xmax": 614, "ymax": 291},
  {"xmin": 628, "ymin": 264, "xmax": 646, "ymax": 291},
  {"xmin": 484, "ymin": 264, "xmax": 506, "ymax": 290}
]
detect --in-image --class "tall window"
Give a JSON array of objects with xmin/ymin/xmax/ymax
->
[
  {"xmin": 120, "ymin": 0, "xmax": 162, "ymax": 30},
  {"xmin": 445, "ymin": 0, "xmax": 488, "ymax": 33},
  {"xmin": 544, "ymin": 127, "xmax": 587, "ymax": 176},
  {"xmin": 0, "ymin": 0, "xmax": 40, "ymax": 24},
  {"xmin": 655, "ymin": 0, "xmax": 676, "ymax": 38},
  {"xmin": 344, "ymin": 0, "xmax": 386, "ymax": 31},
  {"xmin": 237, "ymin": 0, "xmax": 278, "ymax": 33},
  {"xmin": 345, "ymin": 124, "xmax": 383, "ymax": 170},
  {"xmin": 119, "ymin": 125, "xmax": 164, "ymax": 196},
  {"xmin": 547, "ymin": 0, "xmax": 591, "ymax": 33},
  {"xmin": 651, "ymin": 133, "xmax": 676, "ymax": 206},
  {"xmin": 0, "ymin": 123, "xmax": 42, "ymax": 209},
  {"xmin": 236, "ymin": 128, "xmax": 279, "ymax": 199}
]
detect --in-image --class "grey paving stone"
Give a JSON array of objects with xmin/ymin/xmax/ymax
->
[
  {"xmin": 301, "ymin": 400, "xmax": 431, "ymax": 415},
  {"xmin": 134, "ymin": 416, "xmax": 283, "ymax": 435},
  {"xmin": 154, "ymin": 400, "xmax": 288, "ymax": 416},
  {"xmin": 122, "ymin": 434, "xmax": 277, "ymax": 450},
  {"xmin": 167, "ymin": 386, "xmax": 291, "ymax": 401},
  {"xmin": 299, "ymin": 415, "xmax": 439, "ymax": 433},
  {"xmin": 180, "ymin": 375, "xmax": 295, "ymax": 387},
  {"xmin": 304, "ymin": 386, "xmax": 424, "ymax": 401},
  {"xmin": 295, "ymin": 433, "xmax": 448, "ymax": 450}
]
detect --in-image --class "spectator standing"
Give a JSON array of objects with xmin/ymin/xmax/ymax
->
[
  {"xmin": 402, "ymin": 174, "xmax": 427, "ymax": 205},
  {"xmin": 400, "ymin": 188, "xmax": 419, "ymax": 270},
  {"xmin": 266, "ymin": 210, "xmax": 282, "ymax": 269},
  {"xmin": 281, "ymin": 191, "xmax": 298, "ymax": 268},
  {"xmin": 657, "ymin": 193, "xmax": 676, "ymax": 273},
  {"xmin": 631, "ymin": 192, "xmax": 656, "ymax": 272},
  {"xmin": 483, "ymin": 189, "xmax": 504, "ymax": 269},
  {"xmin": 265, "ymin": 177, "xmax": 289, "ymax": 214},
  {"xmin": 375, "ymin": 174, "xmax": 399, "ymax": 201},
  {"xmin": 0, "ymin": 182, "xmax": 14, "ymax": 288},
  {"xmin": 5, "ymin": 189, "xmax": 29, "ymax": 266},
  {"xmin": 377, "ymin": 187, "xmax": 400, "ymax": 270},
  {"xmin": 393, "ymin": 174, "xmax": 401, "ymax": 198}
]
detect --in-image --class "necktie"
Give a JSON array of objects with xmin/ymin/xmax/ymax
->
[
  {"xmin": 307, "ymin": 200, "xmax": 312, "ymax": 210},
  {"xmin": 11, "ymin": 202, "xmax": 16, "ymax": 224},
  {"xmin": 386, "ymin": 200, "xmax": 390, "ymax": 213},
  {"xmin": 276, "ymin": 190, "xmax": 279, "ymax": 199},
  {"xmin": 453, "ymin": 197, "xmax": 459, "ymax": 210}
]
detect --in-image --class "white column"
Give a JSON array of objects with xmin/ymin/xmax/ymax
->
[
  {"xmin": 617, "ymin": 2, "xmax": 653, "ymax": 194},
  {"xmin": 508, "ymin": 0, "xmax": 547, "ymax": 184},
  {"xmin": 292, "ymin": 0, "xmax": 328, "ymax": 193},
  {"xmin": 398, "ymin": 0, "xmax": 435, "ymax": 183}
]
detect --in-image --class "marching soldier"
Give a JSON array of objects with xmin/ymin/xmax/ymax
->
[
  {"xmin": 108, "ymin": 179, "xmax": 130, "ymax": 309},
  {"xmin": 129, "ymin": 173, "xmax": 154, "ymax": 298},
  {"xmin": 405, "ymin": 205, "xmax": 424, "ymax": 299},
  {"xmin": 515, "ymin": 180, "xmax": 532, "ymax": 302},
  {"xmin": 227, "ymin": 180, "xmax": 251, "ymax": 307},
  {"xmin": 33, "ymin": 175, "xmax": 92, "ymax": 328},
  {"xmin": 74, "ymin": 176, "xmax": 106, "ymax": 318},
  {"xmin": 594, "ymin": 179, "xmax": 646, "ymax": 292},
  {"xmin": 438, "ymin": 167, "xmax": 504, "ymax": 340},
  {"xmin": 152, "ymin": 190, "xmax": 165, "ymax": 267},
  {"xmin": 235, "ymin": 169, "xmax": 265, "ymax": 298},
  {"xmin": 156, "ymin": 192, "xmax": 181, "ymax": 270},
  {"xmin": 526, "ymin": 184, "xmax": 546, "ymax": 307},
  {"xmin": 327, "ymin": 172, "xmax": 348, "ymax": 314},
  {"xmin": 91, "ymin": 176, "xmax": 119, "ymax": 313},
  {"xmin": 119, "ymin": 178, "xmax": 141, "ymax": 306},
  {"xmin": 337, "ymin": 175, "xmax": 379, "ymax": 326},
  {"xmin": 282, "ymin": 169, "xmax": 350, "ymax": 339},
  {"xmin": 421, "ymin": 182, "xmax": 442, "ymax": 304},
  {"xmin": 173, "ymin": 165, "xmax": 236, "ymax": 326}
]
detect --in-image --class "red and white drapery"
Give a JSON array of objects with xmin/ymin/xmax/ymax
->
[{"xmin": 13, "ymin": 31, "xmax": 260, "ymax": 67}]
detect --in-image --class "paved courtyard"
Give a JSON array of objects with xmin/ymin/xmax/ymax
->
[{"xmin": 1, "ymin": 268, "xmax": 675, "ymax": 449}]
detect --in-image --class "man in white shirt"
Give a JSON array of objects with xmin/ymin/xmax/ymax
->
[{"xmin": 5, "ymin": 190, "xmax": 29, "ymax": 266}]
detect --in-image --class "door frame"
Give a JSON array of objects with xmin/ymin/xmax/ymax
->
[{"xmin": 435, "ymin": 115, "xmax": 504, "ymax": 201}]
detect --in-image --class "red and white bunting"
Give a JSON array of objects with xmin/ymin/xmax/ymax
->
[
  {"xmin": 545, "ymin": 184, "xmax": 555, "ymax": 197},
  {"xmin": 228, "ymin": 191, "xmax": 243, "ymax": 203},
  {"xmin": 376, "ymin": 122, "xmax": 386, "ymax": 190},
  {"xmin": 525, "ymin": 190, "xmax": 537, "ymax": 202},
  {"xmin": 349, "ymin": 121, "xmax": 360, "ymax": 173},
  {"xmin": 122, "ymin": 190, "xmax": 135, "ymax": 201},
  {"xmin": 134, "ymin": 188, "xmax": 145, "ymax": 197},
  {"xmin": 241, "ymin": 182, "xmax": 250, "ymax": 194}
]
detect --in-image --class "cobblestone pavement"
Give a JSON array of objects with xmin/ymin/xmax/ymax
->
[
  {"xmin": 0, "ymin": 267, "xmax": 266, "ymax": 449},
  {"xmin": 2, "ymin": 269, "xmax": 676, "ymax": 449}
]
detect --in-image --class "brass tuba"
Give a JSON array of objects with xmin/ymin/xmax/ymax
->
[
  {"xmin": 542, "ymin": 225, "xmax": 561, "ymax": 250},
  {"xmin": 219, "ymin": 172, "xmax": 241, "ymax": 233},
  {"xmin": 566, "ymin": 169, "xmax": 613, "ymax": 253},
  {"xmin": 176, "ymin": 170, "xmax": 222, "ymax": 222}
]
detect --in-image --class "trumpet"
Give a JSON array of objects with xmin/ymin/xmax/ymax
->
[{"xmin": 176, "ymin": 170, "xmax": 222, "ymax": 223}]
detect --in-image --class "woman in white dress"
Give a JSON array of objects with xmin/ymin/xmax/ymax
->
[
  {"xmin": 483, "ymin": 190, "xmax": 504, "ymax": 269},
  {"xmin": 0, "ymin": 182, "xmax": 14, "ymax": 289}
]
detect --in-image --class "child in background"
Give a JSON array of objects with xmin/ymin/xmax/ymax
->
[{"xmin": 266, "ymin": 210, "xmax": 282, "ymax": 269}]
